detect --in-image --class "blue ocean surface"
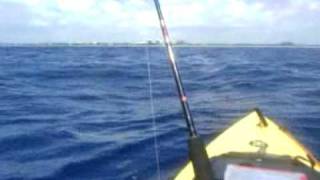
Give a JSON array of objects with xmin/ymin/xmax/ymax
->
[{"xmin": 0, "ymin": 46, "xmax": 319, "ymax": 180}]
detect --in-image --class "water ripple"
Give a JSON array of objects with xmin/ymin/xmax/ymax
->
[{"xmin": 0, "ymin": 47, "xmax": 319, "ymax": 179}]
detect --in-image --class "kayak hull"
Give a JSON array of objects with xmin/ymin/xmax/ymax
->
[{"xmin": 175, "ymin": 109, "xmax": 320, "ymax": 179}]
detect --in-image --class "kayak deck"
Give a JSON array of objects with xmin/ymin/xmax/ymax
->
[
  {"xmin": 209, "ymin": 152, "xmax": 320, "ymax": 179},
  {"xmin": 175, "ymin": 109, "xmax": 320, "ymax": 179}
]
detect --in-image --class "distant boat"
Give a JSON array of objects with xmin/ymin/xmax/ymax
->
[{"xmin": 280, "ymin": 42, "xmax": 295, "ymax": 46}]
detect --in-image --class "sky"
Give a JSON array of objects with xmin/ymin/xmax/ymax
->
[{"xmin": 0, "ymin": 0, "xmax": 320, "ymax": 44}]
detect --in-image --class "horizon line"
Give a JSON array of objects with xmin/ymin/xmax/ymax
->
[{"xmin": 1, "ymin": 42, "xmax": 320, "ymax": 46}]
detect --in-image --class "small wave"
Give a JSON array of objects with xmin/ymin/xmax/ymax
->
[{"xmin": 1, "ymin": 47, "xmax": 319, "ymax": 179}]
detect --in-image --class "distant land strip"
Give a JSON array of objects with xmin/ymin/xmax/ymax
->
[{"xmin": 0, "ymin": 42, "xmax": 320, "ymax": 48}]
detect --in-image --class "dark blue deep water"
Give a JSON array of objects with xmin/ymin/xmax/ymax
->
[{"xmin": 0, "ymin": 46, "xmax": 319, "ymax": 180}]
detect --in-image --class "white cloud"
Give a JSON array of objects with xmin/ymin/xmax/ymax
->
[
  {"xmin": 309, "ymin": 1, "xmax": 320, "ymax": 11},
  {"xmin": 57, "ymin": 0, "xmax": 95, "ymax": 13},
  {"xmin": 227, "ymin": 0, "xmax": 247, "ymax": 17},
  {"xmin": 0, "ymin": 0, "xmax": 319, "ymax": 43}
]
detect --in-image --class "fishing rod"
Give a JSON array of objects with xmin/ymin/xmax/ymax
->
[
  {"xmin": 153, "ymin": 0, "xmax": 214, "ymax": 179},
  {"xmin": 153, "ymin": 0, "xmax": 196, "ymax": 137}
]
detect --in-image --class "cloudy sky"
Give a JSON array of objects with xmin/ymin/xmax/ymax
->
[{"xmin": 0, "ymin": 0, "xmax": 319, "ymax": 44}]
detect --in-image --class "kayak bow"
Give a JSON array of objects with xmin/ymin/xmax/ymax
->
[{"xmin": 175, "ymin": 109, "xmax": 320, "ymax": 179}]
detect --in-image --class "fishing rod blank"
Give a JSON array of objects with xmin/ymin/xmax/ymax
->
[
  {"xmin": 153, "ymin": 0, "xmax": 196, "ymax": 137},
  {"xmin": 152, "ymin": 0, "xmax": 214, "ymax": 179}
]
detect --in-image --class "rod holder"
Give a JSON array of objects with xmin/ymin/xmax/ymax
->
[{"xmin": 188, "ymin": 136, "xmax": 214, "ymax": 180}]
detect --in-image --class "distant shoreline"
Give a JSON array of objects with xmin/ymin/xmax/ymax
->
[{"xmin": 1, "ymin": 43, "xmax": 320, "ymax": 48}]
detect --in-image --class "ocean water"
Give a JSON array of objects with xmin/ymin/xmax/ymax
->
[{"xmin": 0, "ymin": 46, "xmax": 319, "ymax": 180}]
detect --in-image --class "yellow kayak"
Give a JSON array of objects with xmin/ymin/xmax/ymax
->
[
  {"xmin": 152, "ymin": 0, "xmax": 320, "ymax": 179},
  {"xmin": 175, "ymin": 109, "xmax": 320, "ymax": 179}
]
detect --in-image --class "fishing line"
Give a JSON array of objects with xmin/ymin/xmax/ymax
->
[{"xmin": 146, "ymin": 46, "xmax": 161, "ymax": 180}]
